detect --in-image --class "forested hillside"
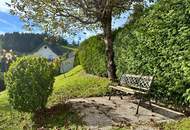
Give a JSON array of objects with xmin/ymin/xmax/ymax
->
[{"xmin": 0, "ymin": 32, "xmax": 69, "ymax": 53}]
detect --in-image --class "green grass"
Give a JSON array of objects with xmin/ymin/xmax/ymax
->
[
  {"xmin": 161, "ymin": 118, "xmax": 190, "ymax": 130},
  {"xmin": 61, "ymin": 45, "xmax": 78, "ymax": 52},
  {"xmin": 0, "ymin": 65, "xmax": 109, "ymax": 129},
  {"xmin": 54, "ymin": 65, "xmax": 109, "ymax": 96},
  {"xmin": 0, "ymin": 90, "xmax": 33, "ymax": 130},
  {"xmin": 48, "ymin": 65, "xmax": 110, "ymax": 106},
  {"xmin": 0, "ymin": 65, "xmax": 189, "ymax": 129},
  {"xmin": 42, "ymin": 65, "xmax": 110, "ymax": 128},
  {"xmin": 0, "ymin": 91, "xmax": 9, "ymax": 111}
]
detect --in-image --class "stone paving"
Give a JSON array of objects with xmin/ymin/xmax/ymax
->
[{"xmin": 68, "ymin": 96, "xmax": 184, "ymax": 130}]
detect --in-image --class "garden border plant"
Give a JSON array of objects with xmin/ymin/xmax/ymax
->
[
  {"xmin": 5, "ymin": 56, "xmax": 55, "ymax": 113},
  {"xmin": 77, "ymin": 36, "xmax": 107, "ymax": 77}
]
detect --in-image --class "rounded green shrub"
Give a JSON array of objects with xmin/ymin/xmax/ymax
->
[
  {"xmin": 78, "ymin": 36, "xmax": 107, "ymax": 77},
  {"xmin": 5, "ymin": 56, "xmax": 55, "ymax": 112},
  {"xmin": 51, "ymin": 58, "xmax": 61, "ymax": 76}
]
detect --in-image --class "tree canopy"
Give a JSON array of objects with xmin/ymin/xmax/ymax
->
[
  {"xmin": 9, "ymin": 0, "xmax": 151, "ymax": 34},
  {"xmin": 9, "ymin": 0, "xmax": 154, "ymax": 81}
]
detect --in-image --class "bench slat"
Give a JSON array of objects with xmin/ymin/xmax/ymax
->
[
  {"xmin": 109, "ymin": 85, "xmax": 146, "ymax": 94},
  {"xmin": 122, "ymin": 84, "xmax": 149, "ymax": 91}
]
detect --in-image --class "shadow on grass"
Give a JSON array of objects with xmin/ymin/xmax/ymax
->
[{"xmin": 32, "ymin": 103, "xmax": 84, "ymax": 129}]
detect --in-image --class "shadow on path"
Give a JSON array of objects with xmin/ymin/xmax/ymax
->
[
  {"xmin": 32, "ymin": 103, "xmax": 84, "ymax": 129},
  {"xmin": 69, "ymin": 96, "xmax": 185, "ymax": 129},
  {"xmin": 29, "ymin": 96, "xmax": 185, "ymax": 130}
]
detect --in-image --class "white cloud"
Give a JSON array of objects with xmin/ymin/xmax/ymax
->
[
  {"xmin": 0, "ymin": 18, "xmax": 17, "ymax": 29},
  {"xmin": 0, "ymin": 31, "xmax": 5, "ymax": 34},
  {"xmin": 0, "ymin": 0, "xmax": 11, "ymax": 13}
]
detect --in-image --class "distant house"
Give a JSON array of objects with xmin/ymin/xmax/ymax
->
[
  {"xmin": 33, "ymin": 45, "xmax": 70, "ymax": 60},
  {"xmin": 60, "ymin": 56, "xmax": 75, "ymax": 73},
  {"xmin": 33, "ymin": 44, "xmax": 76, "ymax": 72},
  {"xmin": 33, "ymin": 45, "xmax": 58, "ymax": 60}
]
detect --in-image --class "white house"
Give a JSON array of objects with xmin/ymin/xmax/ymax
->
[
  {"xmin": 33, "ymin": 45, "xmax": 60, "ymax": 60},
  {"xmin": 33, "ymin": 44, "xmax": 76, "ymax": 72},
  {"xmin": 60, "ymin": 56, "xmax": 75, "ymax": 73}
]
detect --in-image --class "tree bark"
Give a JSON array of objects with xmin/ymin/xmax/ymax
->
[{"xmin": 101, "ymin": 9, "xmax": 117, "ymax": 82}]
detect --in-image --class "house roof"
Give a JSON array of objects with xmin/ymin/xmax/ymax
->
[{"xmin": 33, "ymin": 44, "xmax": 72, "ymax": 56}]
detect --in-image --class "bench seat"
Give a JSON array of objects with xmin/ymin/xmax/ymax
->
[
  {"xmin": 108, "ymin": 74, "xmax": 154, "ymax": 114},
  {"xmin": 109, "ymin": 85, "xmax": 146, "ymax": 94}
]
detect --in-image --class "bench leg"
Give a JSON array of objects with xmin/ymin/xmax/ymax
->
[
  {"xmin": 109, "ymin": 88, "xmax": 113, "ymax": 100},
  {"xmin": 120, "ymin": 95, "xmax": 123, "ymax": 100},
  {"xmin": 149, "ymin": 99, "xmax": 153, "ymax": 112},
  {"xmin": 136, "ymin": 98, "xmax": 142, "ymax": 115},
  {"xmin": 119, "ymin": 91, "xmax": 123, "ymax": 100}
]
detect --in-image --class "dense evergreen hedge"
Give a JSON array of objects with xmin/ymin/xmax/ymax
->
[
  {"xmin": 115, "ymin": 0, "xmax": 190, "ymax": 107},
  {"xmin": 77, "ymin": 0, "xmax": 190, "ymax": 108},
  {"xmin": 78, "ymin": 36, "xmax": 107, "ymax": 77}
]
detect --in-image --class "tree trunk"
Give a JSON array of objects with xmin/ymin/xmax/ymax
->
[{"xmin": 102, "ymin": 9, "xmax": 117, "ymax": 82}]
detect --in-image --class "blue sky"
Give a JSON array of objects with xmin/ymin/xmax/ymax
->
[{"xmin": 0, "ymin": 0, "xmax": 129, "ymax": 43}]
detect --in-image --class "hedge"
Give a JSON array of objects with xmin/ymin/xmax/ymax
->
[
  {"xmin": 78, "ymin": 36, "xmax": 107, "ymax": 77},
  {"xmin": 115, "ymin": 0, "xmax": 190, "ymax": 108},
  {"xmin": 77, "ymin": 0, "xmax": 190, "ymax": 109}
]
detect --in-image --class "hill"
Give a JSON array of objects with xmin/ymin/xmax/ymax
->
[{"xmin": 0, "ymin": 32, "xmax": 75, "ymax": 54}]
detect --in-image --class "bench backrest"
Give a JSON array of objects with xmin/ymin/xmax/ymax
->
[{"xmin": 120, "ymin": 74, "xmax": 153, "ymax": 91}]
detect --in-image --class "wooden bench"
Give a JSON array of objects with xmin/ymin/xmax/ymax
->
[{"xmin": 109, "ymin": 74, "xmax": 154, "ymax": 114}]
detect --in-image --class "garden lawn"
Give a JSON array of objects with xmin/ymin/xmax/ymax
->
[
  {"xmin": 48, "ymin": 65, "xmax": 110, "ymax": 106},
  {"xmin": 0, "ymin": 65, "xmax": 189, "ymax": 129},
  {"xmin": 0, "ymin": 65, "xmax": 110, "ymax": 129},
  {"xmin": 0, "ymin": 90, "xmax": 32, "ymax": 130},
  {"xmin": 161, "ymin": 118, "xmax": 190, "ymax": 130}
]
